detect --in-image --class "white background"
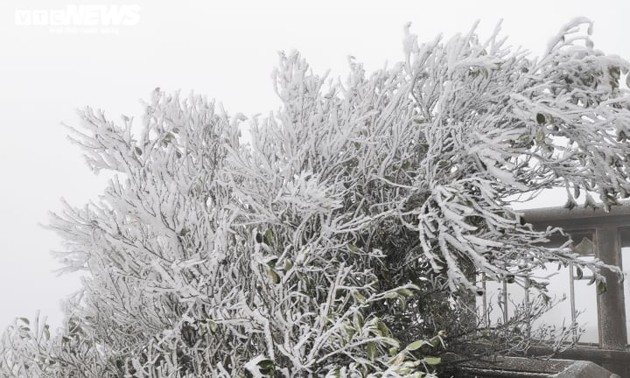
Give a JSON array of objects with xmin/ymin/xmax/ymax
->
[{"xmin": 0, "ymin": 0, "xmax": 628, "ymax": 333}]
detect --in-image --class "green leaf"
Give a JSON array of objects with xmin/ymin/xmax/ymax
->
[
  {"xmin": 348, "ymin": 244, "xmax": 360, "ymax": 253},
  {"xmin": 266, "ymin": 268, "xmax": 280, "ymax": 284},
  {"xmin": 353, "ymin": 292, "xmax": 366, "ymax": 304},
  {"xmin": 257, "ymin": 358, "xmax": 275, "ymax": 374},
  {"xmin": 344, "ymin": 324, "xmax": 356, "ymax": 341},
  {"xmin": 369, "ymin": 324, "xmax": 383, "ymax": 337},
  {"xmin": 575, "ymin": 266, "xmax": 583, "ymax": 280},
  {"xmin": 406, "ymin": 340, "xmax": 427, "ymax": 351},
  {"xmin": 428, "ymin": 335, "xmax": 443, "ymax": 348},
  {"xmin": 283, "ymin": 259, "xmax": 293, "ymax": 271},
  {"xmin": 366, "ymin": 342, "xmax": 376, "ymax": 361},
  {"xmin": 263, "ymin": 229, "xmax": 274, "ymax": 245},
  {"xmin": 423, "ymin": 356, "xmax": 441, "ymax": 366},
  {"xmin": 382, "ymin": 337, "xmax": 400, "ymax": 348},
  {"xmin": 377, "ymin": 319, "xmax": 392, "ymax": 337},
  {"xmin": 387, "ymin": 350, "xmax": 407, "ymax": 365},
  {"xmin": 385, "ymin": 291, "xmax": 399, "ymax": 299},
  {"xmin": 396, "ymin": 288, "xmax": 414, "ymax": 297},
  {"xmin": 353, "ymin": 312, "xmax": 364, "ymax": 329}
]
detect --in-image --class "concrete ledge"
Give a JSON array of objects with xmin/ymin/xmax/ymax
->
[
  {"xmin": 520, "ymin": 200, "xmax": 630, "ymax": 224},
  {"xmin": 556, "ymin": 360, "xmax": 620, "ymax": 378},
  {"xmin": 443, "ymin": 354, "xmax": 617, "ymax": 377}
]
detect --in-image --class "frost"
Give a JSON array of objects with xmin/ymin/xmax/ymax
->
[{"xmin": 3, "ymin": 18, "xmax": 630, "ymax": 378}]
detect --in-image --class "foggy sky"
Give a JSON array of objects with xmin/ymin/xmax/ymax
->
[{"xmin": 1, "ymin": 0, "xmax": 628, "ymax": 332}]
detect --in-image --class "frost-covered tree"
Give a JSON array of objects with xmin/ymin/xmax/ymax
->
[{"xmin": 2, "ymin": 18, "xmax": 630, "ymax": 377}]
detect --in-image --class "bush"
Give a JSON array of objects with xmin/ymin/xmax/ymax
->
[{"xmin": 2, "ymin": 18, "xmax": 630, "ymax": 377}]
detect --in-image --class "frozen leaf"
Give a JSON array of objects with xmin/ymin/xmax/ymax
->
[
  {"xmin": 266, "ymin": 268, "xmax": 280, "ymax": 284},
  {"xmin": 423, "ymin": 356, "xmax": 441, "ymax": 366},
  {"xmin": 263, "ymin": 229, "xmax": 274, "ymax": 246},
  {"xmin": 396, "ymin": 288, "xmax": 415, "ymax": 297},
  {"xmin": 575, "ymin": 266, "xmax": 583, "ymax": 280},
  {"xmin": 366, "ymin": 341, "xmax": 376, "ymax": 361},
  {"xmin": 406, "ymin": 340, "xmax": 427, "ymax": 351}
]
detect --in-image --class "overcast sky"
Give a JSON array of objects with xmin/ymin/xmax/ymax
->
[{"xmin": 0, "ymin": 0, "xmax": 628, "ymax": 332}]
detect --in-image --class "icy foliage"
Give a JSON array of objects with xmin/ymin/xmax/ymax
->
[{"xmin": 2, "ymin": 19, "xmax": 630, "ymax": 377}]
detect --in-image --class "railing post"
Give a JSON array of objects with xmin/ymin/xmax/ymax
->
[
  {"xmin": 595, "ymin": 225, "xmax": 627, "ymax": 377},
  {"xmin": 595, "ymin": 225, "xmax": 627, "ymax": 350}
]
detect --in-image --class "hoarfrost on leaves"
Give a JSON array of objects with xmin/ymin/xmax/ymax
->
[{"xmin": 2, "ymin": 18, "xmax": 630, "ymax": 377}]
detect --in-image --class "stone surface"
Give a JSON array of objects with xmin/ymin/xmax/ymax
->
[
  {"xmin": 556, "ymin": 360, "xmax": 620, "ymax": 378},
  {"xmin": 444, "ymin": 354, "xmax": 617, "ymax": 377}
]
